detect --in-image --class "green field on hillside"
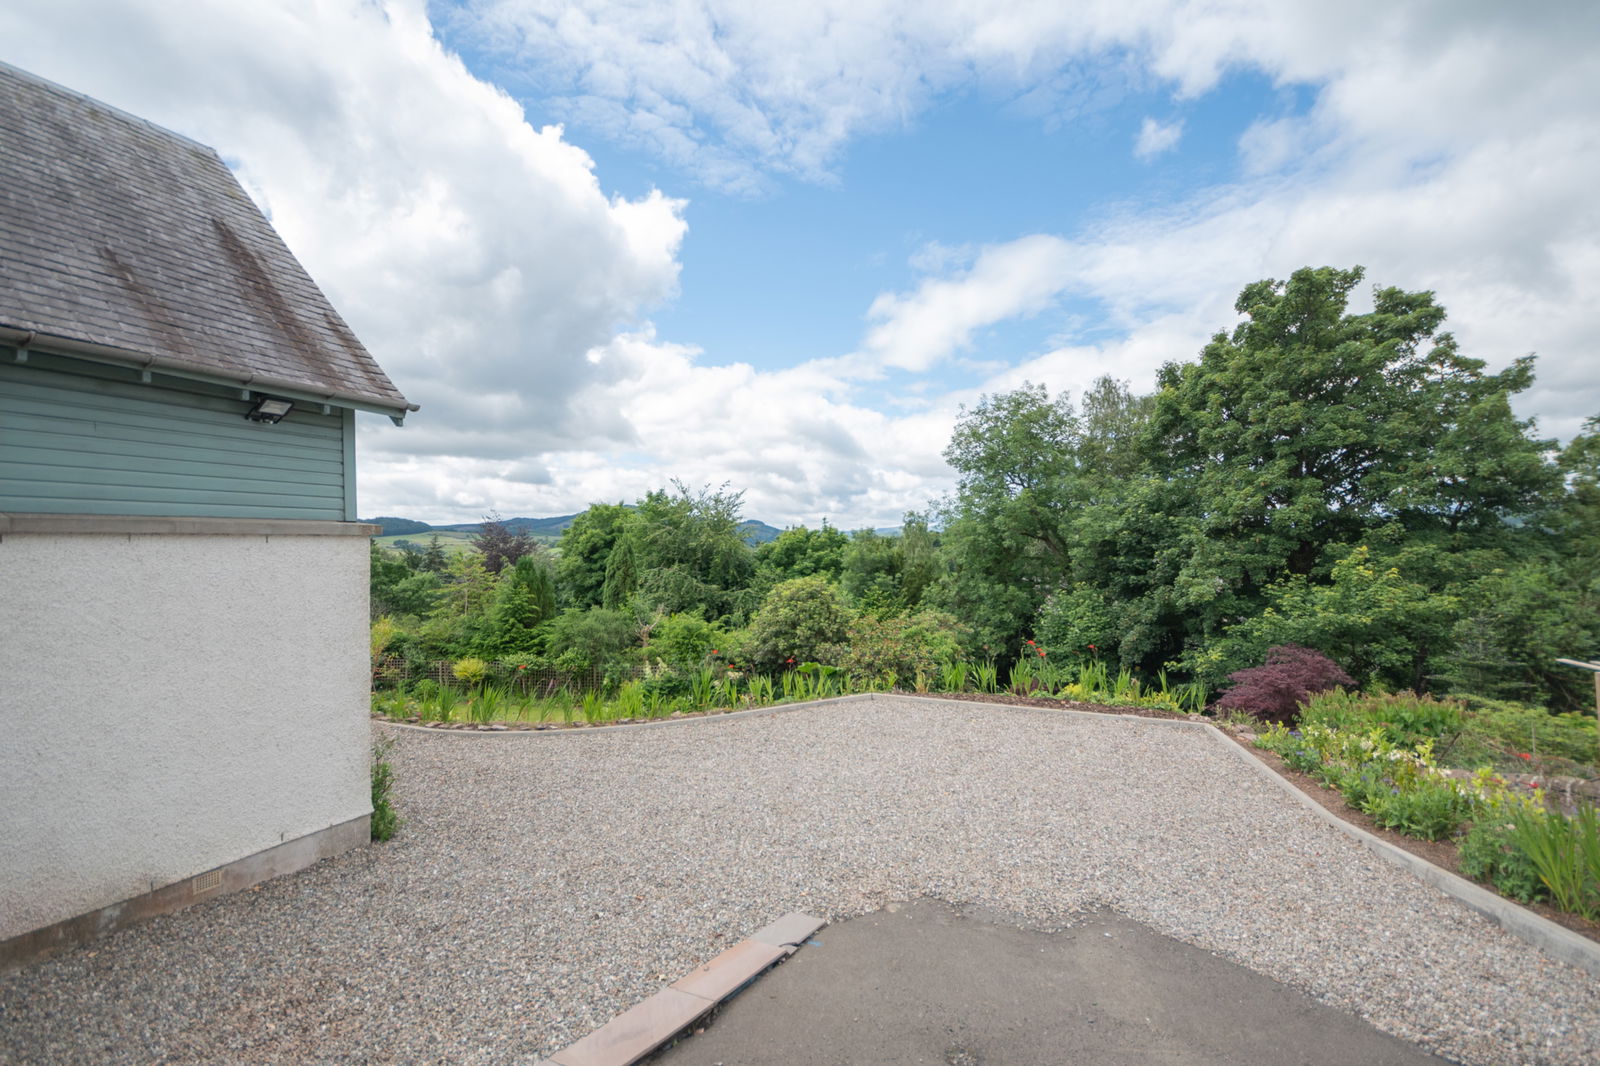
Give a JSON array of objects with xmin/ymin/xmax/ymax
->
[
  {"xmin": 374, "ymin": 531, "xmax": 477, "ymax": 554},
  {"xmin": 374, "ymin": 531, "xmax": 564, "ymax": 555}
]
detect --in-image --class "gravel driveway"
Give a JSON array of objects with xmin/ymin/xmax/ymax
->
[{"xmin": 3, "ymin": 696, "xmax": 1598, "ymax": 1065}]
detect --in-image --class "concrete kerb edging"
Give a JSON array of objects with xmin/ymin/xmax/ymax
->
[
  {"xmin": 886, "ymin": 693, "xmax": 1600, "ymax": 978},
  {"xmin": 1200, "ymin": 721, "xmax": 1600, "ymax": 978},
  {"xmin": 380, "ymin": 691, "xmax": 1600, "ymax": 977}
]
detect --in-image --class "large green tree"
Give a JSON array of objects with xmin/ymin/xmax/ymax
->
[
  {"xmin": 558, "ymin": 502, "xmax": 630, "ymax": 607},
  {"xmin": 754, "ymin": 523, "xmax": 849, "ymax": 589},
  {"xmin": 1147, "ymin": 265, "xmax": 1556, "ymax": 644},
  {"xmin": 612, "ymin": 482, "xmax": 756, "ymax": 620},
  {"xmin": 933, "ymin": 376, "xmax": 1154, "ymax": 654},
  {"xmin": 839, "ymin": 528, "xmax": 903, "ymax": 610}
]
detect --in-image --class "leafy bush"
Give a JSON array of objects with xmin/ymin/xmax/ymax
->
[
  {"xmin": 837, "ymin": 609, "xmax": 965, "ymax": 687},
  {"xmin": 1451, "ymin": 695, "xmax": 1599, "ymax": 769},
  {"xmin": 1257, "ymin": 722, "xmax": 1471, "ymax": 840},
  {"xmin": 370, "ymin": 739, "xmax": 400, "ymax": 842},
  {"xmin": 452, "ymin": 656, "xmax": 488, "ymax": 685},
  {"xmin": 1459, "ymin": 815, "xmax": 1549, "ymax": 903},
  {"xmin": 639, "ymin": 662, "xmax": 694, "ymax": 702},
  {"xmin": 1212, "ymin": 645, "xmax": 1355, "ymax": 725},
  {"xmin": 745, "ymin": 576, "xmax": 854, "ymax": 668},
  {"xmin": 543, "ymin": 607, "xmax": 639, "ymax": 673},
  {"xmin": 1299, "ymin": 689, "xmax": 1464, "ymax": 746},
  {"xmin": 1034, "ymin": 584, "xmax": 1120, "ymax": 662},
  {"xmin": 370, "ymin": 616, "xmax": 401, "ymax": 670},
  {"xmin": 1363, "ymin": 778, "xmax": 1472, "ymax": 840},
  {"xmin": 649, "ymin": 612, "xmax": 726, "ymax": 669}
]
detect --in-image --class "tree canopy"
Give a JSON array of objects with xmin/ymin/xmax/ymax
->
[{"xmin": 368, "ymin": 265, "xmax": 1597, "ymax": 711}]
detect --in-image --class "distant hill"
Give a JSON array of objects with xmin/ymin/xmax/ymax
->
[
  {"xmin": 366, "ymin": 513, "xmax": 785, "ymax": 546},
  {"xmin": 431, "ymin": 514, "xmax": 579, "ymax": 538},
  {"xmin": 367, "ymin": 516, "xmax": 433, "ymax": 536},
  {"xmin": 738, "ymin": 519, "xmax": 782, "ymax": 545}
]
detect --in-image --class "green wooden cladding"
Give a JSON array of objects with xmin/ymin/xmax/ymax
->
[{"xmin": 1, "ymin": 348, "xmax": 356, "ymax": 521}]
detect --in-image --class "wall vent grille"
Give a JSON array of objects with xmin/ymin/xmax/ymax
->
[{"xmin": 192, "ymin": 869, "xmax": 223, "ymax": 895}]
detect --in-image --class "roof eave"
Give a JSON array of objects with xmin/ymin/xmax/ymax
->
[{"xmin": 0, "ymin": 324, "xmax": 418, "ymax": 424}]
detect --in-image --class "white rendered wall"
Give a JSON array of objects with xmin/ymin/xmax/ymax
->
[{"xmin": 0, "ymin": 530, "xmax": 371, "ymax": 941}]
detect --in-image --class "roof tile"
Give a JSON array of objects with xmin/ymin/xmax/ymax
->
[{"xmin": 0, "ymin": 62, "xmax": 412, "ymax": 414}]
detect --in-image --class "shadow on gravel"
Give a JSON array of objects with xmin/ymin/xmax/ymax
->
[{"xmin": 647, "ymin": 899, "xmax": 1448, "ymax": 1066}]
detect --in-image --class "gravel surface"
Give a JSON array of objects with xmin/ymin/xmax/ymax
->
[{"xmin": 3, "ymin": 696, "xmax": 1598, "ymax": 1065}]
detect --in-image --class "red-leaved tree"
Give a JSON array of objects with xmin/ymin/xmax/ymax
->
[{"xmin": 1212, "ymin": 645, "xmax": 1355, "ymax": 725}]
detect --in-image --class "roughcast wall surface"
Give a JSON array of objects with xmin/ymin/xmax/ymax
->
[{"xmin": 0, "ymin": 530, "xmax": 370, "ymax": 941}]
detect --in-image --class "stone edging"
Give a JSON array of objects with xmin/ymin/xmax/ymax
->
[{"xmin": 383, "ymin": 692, "xmax": 1600, "ymax": 978}]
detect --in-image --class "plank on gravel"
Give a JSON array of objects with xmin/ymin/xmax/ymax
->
[{"xmin": 542, "ymin": 913, "xmax": 825, "ymax": 1066}]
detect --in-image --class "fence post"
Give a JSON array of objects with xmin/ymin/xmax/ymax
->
[{"xmin": 1555, "ymin": 658, "xmax": 1600, "ymax": 775}]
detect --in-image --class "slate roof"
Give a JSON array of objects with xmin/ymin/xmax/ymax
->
[{"xmin": 0, "ymin": 62, "xmax": 414, "ymax": 418}]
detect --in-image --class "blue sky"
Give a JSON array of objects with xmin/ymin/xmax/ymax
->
[
  {"xmin": 485, "ymin": 42, "xmax": 1311, "ymax": 383},
  {"xmin": 2, "ymin": 1, "xmax": 1596, "ymax": 527}
]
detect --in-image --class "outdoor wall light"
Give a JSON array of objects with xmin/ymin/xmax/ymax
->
[{"xmin": 245, "ymin": 396, "xmax": 294, "ymax": 423}]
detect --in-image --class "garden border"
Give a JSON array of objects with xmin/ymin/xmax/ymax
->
[
  {"xmin": 376, "ymin": 692, "xmax": 1600, "ymax": 977},
  {"xmin": 372, "ymin": 692, "xmax": 864, "ymax": 736}
]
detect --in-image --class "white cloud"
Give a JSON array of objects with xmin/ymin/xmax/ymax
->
[
  {"xmin": 360, "ymin": 328, "xmax": 957, "ymax": 525},
  {"xmin": 1134, "ymin": 116, "xmax": 1183, "ymax": 159},
  {"xmin": 5, "ymin": 0, "xmax": 1596, "ymax": 529},
  {"xmin": 859, "ymin": 236, "xmax": 1079, "ymax": 372},
  {"xmin": 0, "ymin": 0, "xmax": 685, "ymax": 456},
  {"xmin": 456, "ymin": 0, "xmax": 1162, "ymax": 190}
]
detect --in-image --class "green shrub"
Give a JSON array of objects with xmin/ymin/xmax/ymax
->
[
  {"xmin": 1453, "ymin": 696, "xmax": 1599, "ymax": 769},
  {"xmin": 745, "ymin": 576, "xmax": 853, "ymax": 669},
  {"xmin": 452, "ymin": 656, "xmax": 488, "ymax": 685},
  {"xmin": 370, "ymin": 690, "xmax": 409, "ymax": 719},
  {"xmin": 837, "ymin": 609, "xmax": 965, "ymax": 687},
  {"xmin": 544, "ymin": 607, "xmax": 640, "ymax": 673},
  {"xmin": 649, "ymin": 612, "xmax": 726, "ymax": 668},
  {"xmin": 1034, "ymin": 584, "xmax": 1120, "ymax": 663},
  {"xmin": 1508, "ymin": 805, "xmax": 1600, "ymax": 919},
  {"xmin": 1300, "ymin": 689, "xmax": 1464, "ymax": 745},
  {"xmin": 1363, "ymin": 779, "xmax": 1471, "ymax": 841},
  {"xmin": 370, "ymin": 739, "xmax": 400, "ymax": 842},
  {"xmin": 1459, "ymin": 815, "xmax": 1548, "ymax": 904},
  {"xmin": 639, "ymin": 663, "xmax": 693, "ymax": 702}
]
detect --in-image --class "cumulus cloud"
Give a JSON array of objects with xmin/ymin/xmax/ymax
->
[
  {"xmin": 859, "ymin": 236, "xmax": 1078, "ymax": 372},
  {"xmin": 6, "ymin": 0, "xmax": 1596, "ymax": 527},
  {"xmin": 0, "ymin": 0, "xmax": 685, "ymax": 457},
  {"xmin": 361, "ymin": 328, "xmax": 956, "ymax": 525},
  {"xmin": 1134, "ymin": 116, "xmax": 1183, "ymax": 159}
]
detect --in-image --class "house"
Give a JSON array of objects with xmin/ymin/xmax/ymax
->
[{"xmin": 0, "ymin": 61, "xmax": 415, "ymax": 966}]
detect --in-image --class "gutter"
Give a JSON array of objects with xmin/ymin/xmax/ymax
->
[{"xmin": 0, "ymin": 324, "xmax": 419, "ymax": 426}]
